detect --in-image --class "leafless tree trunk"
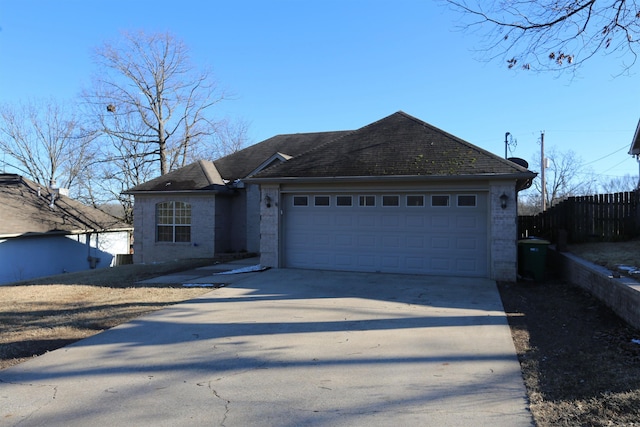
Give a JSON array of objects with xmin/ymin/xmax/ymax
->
[
  {"xmin": 85, "ymin": 30, "xmax": 228, "ymax": 176},
  {"xmin": 520, "ymin": 146, "xmax": 596, "ymax": 213},
  {"xmin": 0, "ymin": 99, "xmax": 96, "ymax": 193},
  {"xmin": 446, "ymin": 0, "xmax": 640, "ymax": 72}
]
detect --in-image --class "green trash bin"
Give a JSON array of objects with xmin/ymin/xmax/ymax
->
[{"xmin": 518, "ymin": 238, "xmax": 550, "ymax": 281}]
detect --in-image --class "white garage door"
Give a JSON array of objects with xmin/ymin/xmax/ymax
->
[{"xmin": 283, "ymin": 192, "xmax": 488, "ymax": 277}]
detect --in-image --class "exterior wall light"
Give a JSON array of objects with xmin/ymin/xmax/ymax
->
[
  {"xmin": 265, "ymin": 195, "xmax": 272, "ymax": 208},
  {"xmin": 500, "ymin": 193, "xmax": 508, "ymax": 209}
]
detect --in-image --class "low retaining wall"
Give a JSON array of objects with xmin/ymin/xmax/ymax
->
[{"xmin": 548, "ymin": 246, "xmax": 640, "ymax": 330}]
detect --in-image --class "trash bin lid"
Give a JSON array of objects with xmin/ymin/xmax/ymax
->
[{"xmin": 518, "ymin": 238, "xmax": 550, "ymax": 245}]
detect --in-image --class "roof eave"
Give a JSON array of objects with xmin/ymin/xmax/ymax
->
[
  {"xmin": 0, "ymin": 227, "xmax": 132, "ymax": 239},
  {"xmin": 630, "ymin": 118, "xmax": 640, "ymax": 155},
  {"xmin": 122, "ymin": 188, "xmax": 229, "ymax": 196},
  {"xmin": 245, "ymin": 172, "xmax": 537, "ymax": 184}
]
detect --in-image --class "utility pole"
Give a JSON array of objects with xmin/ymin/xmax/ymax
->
[
  {"xmin": 505, "ymin": 132, "xmax": 510, "ymax": 159},
  {"xmin": 541, "ymin": 132, "xmax": 546, "ymax": 212}
]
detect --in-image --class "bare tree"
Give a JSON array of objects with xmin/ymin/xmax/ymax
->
[
  {"xmin": 85, "ymin": 30, "xmax": 228, "ymax": 176},
  {"xmin": 194, "ymin": 117, "xmax": 251, "ymax": 162},
  {"xmin": 599, "ymin": 173, "xmax": 638, "ymax": 193},
  {"xmin": 519, "ymin": 147, "xmax": 596, "ymax": 213},
  {"xmin": 446, "ymin": 0, "xmax": 640, "ymax": 72},
  {"xmin": 0, "ymin": 99, "xmax": 96, "ymax": 194}
]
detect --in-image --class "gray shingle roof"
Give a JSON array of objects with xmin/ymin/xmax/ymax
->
[
  {"xmin": 253, "ymin": 111, "xmax": 533, "ymax": 179},
  {"xmin": 124, "ymin": 160, "xmax": 227, "ymax": 193},
  {"xmin": 213, "ymin": 131, "xmax": 351, "ymax": 181},
  {"xmin": 0, "ymin": 174, "xmax": 131, "ymax": 238}
]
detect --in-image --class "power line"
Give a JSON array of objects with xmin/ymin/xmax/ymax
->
[
  {"xmin": 582, "ymin": 143, "xmax": 630, "ymax": 166},
  {"xmin": 600, "ymin": 157, "xmax": 635, "ymax": 175}
]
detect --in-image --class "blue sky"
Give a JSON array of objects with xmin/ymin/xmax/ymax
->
[{"xmin": 1, "ymin": 0, "xmax": 639, "ymax": 184}]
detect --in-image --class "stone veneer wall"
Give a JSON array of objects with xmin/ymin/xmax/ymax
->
[
  {"xmin": 490, "ymin": 182, "xmax": 518, "ymax": 282},
  {"xmin": 259, "ymin": 184, "xmax": 280, "ymax": 268}
]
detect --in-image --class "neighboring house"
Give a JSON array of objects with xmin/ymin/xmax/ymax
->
[
  {"xmin": 126, "ymin": 111, "xmax": 535, "ymax": 281},
  {"xmin": 0, "ymin": 174, "xmax": 132, "ymax": 285}
]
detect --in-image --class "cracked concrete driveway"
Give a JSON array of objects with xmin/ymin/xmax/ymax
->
[{"xmin": 0, "ymin": 269, "xmax": 533, "ymax": 426}]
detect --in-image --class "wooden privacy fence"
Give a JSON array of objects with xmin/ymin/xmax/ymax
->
[{"xmin": 518, "ymin": 191, "xmax": 640, "ymax": 243}]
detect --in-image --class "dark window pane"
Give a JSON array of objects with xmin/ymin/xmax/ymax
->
[
  {"xmin": 458, "ymin": 195, "xmax": 477, "ymax": 207},
  {"xmin": 432, "ymin": 195, "xmax": 450, "ymax": 207},
  {"xmin": 359, "ymin": 195, "xmax": 375, "ymax": 206},
  {"xmin": 293, "ymin": 196, "xmax": 308, "ymax": 206},
  {"xmin": 382, "ymin": 195, "xmax": 399, "ymax": 206},
  {"xmin": 175, "ymin": 226, "xmax": 191, "ymax": 242},
  {"xmin": 336, "ymin": 196, "xmax": 352, "ymax": 206},
  {"xmin": 407, "ymin": 195, "xmax": 424, "ymax": 206},
  {"xmin": 314, "ymin": 196, "xmax": 330, "ymax": 206},
  {"xmin": 157, "ymin": 225, "xmax": 173, "ymax": 242}
]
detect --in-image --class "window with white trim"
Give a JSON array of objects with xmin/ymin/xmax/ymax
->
[
  {"xmin": 293, "ymin": 196, "xmax": 308, "ymax": 206},
  {"xmin": 156, "ymin": 201, "xmax": 191, "ymax": 242},
  {"xmin": 431, "ymin": 195, "xmax": 450, "ymax": 207},
  {"xmin": 406, "ymin": 195, "xmax": 424, "ymax": 207},
  {"xmin": 336, "ymin": 195, "xmax": 352, "ymax": 206},
  {"xmin": 382, "ymin": 195, "xmax": 400, "ymax": 206},
  {"xmin": 457, "ymin": 195, "xmax": 477, "ymax": 207},
  {"xmin": 359, "ymin": 195, "xmax": 375, "ymax": 207},
  {"xmin": 314, "ymin": 195, "xmax": 330, "ymax": 206}
]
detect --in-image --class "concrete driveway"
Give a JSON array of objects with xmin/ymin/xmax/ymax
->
[{"xmin": 0, "ymin": 269, "xmax": 533, "ymax": 426}]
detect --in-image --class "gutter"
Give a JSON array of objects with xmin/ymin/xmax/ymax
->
[
  {"xmin": 0, "ymin": 227, "xmax": 133, "ymax": 240},
  {"xmin": 122, "ymin": 189, "xmax": 227, "ymax": 195},
  {"xmin": 244, "ymin": 172, "xmax": 537, "ymax": 185}
]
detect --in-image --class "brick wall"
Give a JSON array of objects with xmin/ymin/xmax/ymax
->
[
  {"xmin": 490, "ymin": 183, "xmax": 518, "ymax": 282},
  {"xmin": 259, "ymin": 185, "xmax": 280, "ymax": 268},
  {"xmin": 132, "ymin": 194, "xmax": 216, "ymax": 264},
  {"xmin": 550, "ymin": 247, "xmax": 640, "ymax": 329}
]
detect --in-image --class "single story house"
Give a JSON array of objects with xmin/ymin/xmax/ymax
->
[
  {"xmin": 125, "ymin": 111, "xmax": 535, "ymax": 281},
  {"xmin": 0, "ymin": 174, "xmax": 132, "ymax": 285}
]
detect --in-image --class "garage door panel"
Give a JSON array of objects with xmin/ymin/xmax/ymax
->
[
  {"xmin": 456, "ymin": 258, "xmax": 479, "ymax": 273},
  {"xmin": 358, "ymin": 215, "xmax": 377, "ymax": 227},
  {"xmin": 335, "ymin": 234, "xmax": 354, "ymax": 248},
  {"xmin": 381, "ymin": 215, "xmax": 400, "ymax": 227},
  {"xmin": 405, "ymin": 215, "xmax": 425, "ymax": 227},
  {"xmin": 335, "ymin": 214, "xmax": 353, "ymax": 227},
  {"xmin": 313, "ymin": 215, "xmax": 331, "ymax": 226},
  {"xmin": 357, "ymin": 234, "xmax": 376, "ymax": 247},
  {"xmin": 431, "ymin": 236, "xmax": 450, "ymax": 249},
  {"xmin": 456, "ymin": 237, "xmax": 478, "ymax": 250},
  {"xmin": 431, "ymin": 215, "xmax": 451, "ymax": 228},
  {"xmin": 381, "ymin": 235, "xmax": 401, "ymax": 248},
  {"xmin": 381, "ymin": 255, "xmax": 400, "ymax": 268},
  {"xmin": 284, "ymin": 193, "xmax": 488, "ymax": 277},
  {"xmin": 406, "ymin": 236, "xmax": 425, "ymax": 248},
  {"xmin": 430, "ymin": 257, "xmax": 452, "ymax": 271}
]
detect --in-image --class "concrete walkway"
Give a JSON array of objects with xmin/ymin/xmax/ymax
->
[{"xmin": 0, "ymin": 267, "xmax": 533, "ymax": 426}]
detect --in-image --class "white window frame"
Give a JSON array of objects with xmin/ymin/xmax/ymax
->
[
  {"xmin": 406, "ymin": 195, "xmax": 424, "ymax": 207},
  {"xmin": 293, "ymin": 195, "xmax": 309, "ymax": 206},
  {"xmin": 382, "ymin": 195, "xmax": 400, "ymax": 207},
  {"xmin": 457, "ymin": 194, "xmax": 477, "ymax": 207},
  {"xmin": 359, "ymin": 195, "xmax": 376, "ymax": 207},
  {"xmin": 336, "ymin": 195, "xmax": 353, "ymax": 207},
  {"xmin": 314, "ymin": 195, "xmax": 331, "ymax": 207},
  {"xmin": 431, "ymin": 194, "xmax": 450, "ymax": 207}
]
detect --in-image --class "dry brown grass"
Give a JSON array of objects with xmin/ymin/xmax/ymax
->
[
  {"xmin": 499, "ymin": 239, "xmax": 640, "ymax": 426},
  {"xmin": 568, "ymin": 238, "xmax": 640, "ymax": 271},
  {"xmin": 0, "ymin": 257, "xmax": 238, "ymax": 369}
]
